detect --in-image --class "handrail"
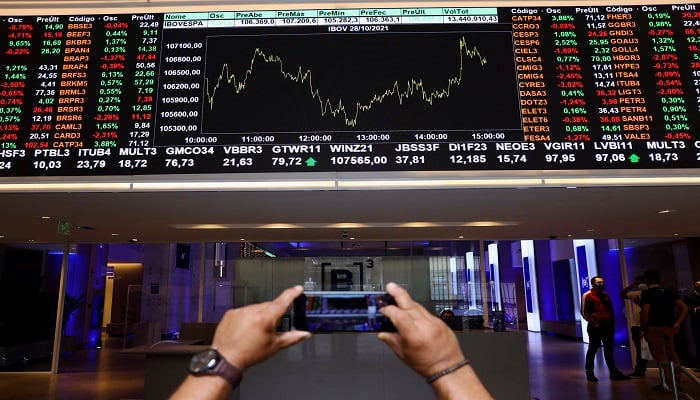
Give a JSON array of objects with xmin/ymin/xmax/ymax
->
[{"xmin": 658, "ymin": 361, "xmax": 700, "ymax": 400}]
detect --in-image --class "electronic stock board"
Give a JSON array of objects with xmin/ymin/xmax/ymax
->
[{"xmin": 1, "ymin": 2, "xmax": 700, "ymax": 176}]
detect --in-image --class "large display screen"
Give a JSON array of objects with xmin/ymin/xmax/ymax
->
[{"xmin": 1, "ymin": 3, "xmax": 700, "ymax": 175}]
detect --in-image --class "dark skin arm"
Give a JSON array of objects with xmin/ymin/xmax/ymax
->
[
  {"xmin": 620, "ymin": 282, "xmax": 640, "ymax": 304},
  {"xmin": 170, "ymin": 286, "xmax": 311, "ymax": 400},
  {"xmin": 378, "ymin": 282, "xmax": 493, "ymax": 400}
]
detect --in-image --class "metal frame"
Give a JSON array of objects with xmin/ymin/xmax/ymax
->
[{"xmin": 658, "ymin": 361, "xmax": 700, "ymax": 400}]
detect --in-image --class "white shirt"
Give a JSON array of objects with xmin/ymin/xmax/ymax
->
[{"xmin": 624, "ymin": 290, "xmax": 642, "ymax": 327}]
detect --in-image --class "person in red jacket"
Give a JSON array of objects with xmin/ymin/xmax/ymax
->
[{"xmin": 581, "ymin": 275, "xmax": 630, "ymax": 382}]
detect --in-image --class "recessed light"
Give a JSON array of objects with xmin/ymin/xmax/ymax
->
[
  {"xmin": 586, "ymin": 229, "xmax": 595, "ymax": 232},
  {"xmin": 458, "ymin": 235, "xmax": 464, "ymax": 239},
  {"xmin": 260, "ymin": 223, "xmax": 300, "ymax": 229},
  {"xmin": 240, "ymin": 238, "xmax": 246, "ymax": 241},
  {"xmin": 657, "ymin": 209, "xmax": 675, "ymax": 214},
  {"xmin": 40, "ymin": 216, "xmax": 51, "ymax": 219},
  {"xmin": 111, "ymin": 233, "xmax": 120, "ymax": 236},
  {"xmin": 399, "ymin": 222, "xmax": 438, "ymax": 228},
  {"xmin": 186, "ymin": 224, "xmax": 230, "ymax": 229},
  {"xmin": 329, "ymin": 223, "xmax": 370, "ymax": 228}
]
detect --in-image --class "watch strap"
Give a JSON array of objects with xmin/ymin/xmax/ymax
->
[
  {"xmin": 211, "ymin": 354, "xmax": 243, "ymax": 388},
  {"xmin": 190, "ymin": 349, "xmax": 243, "ymax": 388}
]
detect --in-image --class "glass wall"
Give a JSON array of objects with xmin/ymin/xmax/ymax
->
[
  {"xmin": 2, "ymin": 236, "xmax": 699, "ymax": 372},
  {"xmin": 0, "ymin": 246, "xmax": 60, "ymax": 372}
]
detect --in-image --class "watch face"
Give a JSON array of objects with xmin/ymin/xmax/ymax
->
[{"xmin": 189, "ymin": 349, "xmax": 219, "ymax": 374}]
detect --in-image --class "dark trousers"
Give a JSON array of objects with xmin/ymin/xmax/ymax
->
[
  {"xmin": 585, "ymin": 322, "xmax": 619, "ymax": 373},
  {"xmin": 693, "ymin": 319, "xmax": 700, "ymax": 368},
  {"xmin": 630, "ymin": 326, "xmax": 647, "ymax": 373}
]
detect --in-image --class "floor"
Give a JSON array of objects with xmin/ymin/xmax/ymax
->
[
  {"xmin": 528, "ymin": 333, "xmax": 700, "ymax": 400},
  {"xmin": 0, "ymin": 337, "xmax": 145, "ymax": 400},
  {"xmin": 0, "ymin": 333, "xmax": 698, "ymax": 400}
]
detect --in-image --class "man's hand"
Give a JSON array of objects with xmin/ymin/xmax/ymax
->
[
  {"xmin": 213, "ymin": 285, "xmax": 311, "ymax": 371},
  {"xmin": 377, "ymin": 282, "xmax": 493, "ymax": 400},
  {"xmin": 377, "ymin": 282, "xmax": 465, "ymax": 378}
]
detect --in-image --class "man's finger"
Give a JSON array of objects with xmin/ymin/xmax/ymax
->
[
  {"xmin": 277, "ymin": 330, "xmax": 311, "ymax": 349},
  {"xmin": 270, "ymin": 286, "xmax": 303, "ymax": 316},
  {"xmin": 386, "ymin": 282, "xmax": 413, "ymax": 309},
  {"xmin": 386, "ymin": 282, "xmax": 434, "ymax": 321},
  {"xmin": 380, "ymin": 304, "xmax": 418, "ymax": 337}
]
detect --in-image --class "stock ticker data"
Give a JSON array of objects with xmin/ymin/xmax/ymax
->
[{"xmin": 1, "ymin": 3, "xmax": 700, "ymax": 175}]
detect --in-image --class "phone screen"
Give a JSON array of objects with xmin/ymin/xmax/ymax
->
[{"xmin": 292, "ymin": 291, "xmax": 396, "ymax": 332}]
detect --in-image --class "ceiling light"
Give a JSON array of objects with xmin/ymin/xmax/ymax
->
[
  {"xmin": 132, "ymin": 180, "xmax": 336, "ymax": 191},
  {"xmin": 657, "ymin": 209, "xmax": 675, "ymax": 214},
  {"xmin": 0, "ymin": 182, "xmax": 131, "ymax": 192},
  {"xmin": 338, "ymin": 178, "xmax": 541, "ymax": 189},
  {"xmin": 399, "ymin": 222, "xmax": 438, "ymax": 228},
  {"xmin": 175, "ymin": 221, "xmax": 519, "ymax": 230},
  {"xmin": 328, "ymin": 223, "xmax": 370, "ymax": 228},
  {"xmin": 187, "ymin": 224, "xmax": 230, "ymax": 229},
  {"xmin": 462, "ymin": 221, "xmax": 519, "ymax": 227},
  {"xmin": 544, "ymin": 176, "xmax": 700, "ymax": 186},
  {"xmin": 40, "ymin": 216, "xmax": 51, "ymax": 219},
  {"xmin": 4, "ymin": 171, "xmax": 700, "ymax": 195}
]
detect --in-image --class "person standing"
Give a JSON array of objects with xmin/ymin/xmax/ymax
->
[
  {"xmin": 640, "ymin": 269, "xmax": 689, "ymax": 391},
  {"xmin": 581, "ymin": 276, "xmax": 630, "ymax": 382},
  {"xmin": 682, "ymin": 280, "xmax": 700, "ymax": 370},
  {"xmin": 620, "ymin": 275, "xmax": 648, "ymax": 377}
]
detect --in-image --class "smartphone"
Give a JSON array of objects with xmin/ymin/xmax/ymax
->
[{"xmin": 289, "ymin": 291, "xmax": 396, "ymax": 332}]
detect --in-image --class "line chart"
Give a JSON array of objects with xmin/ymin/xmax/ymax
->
[{"xmin": 201, "ymin": 30, "xmax": 520, "ymax": 134}]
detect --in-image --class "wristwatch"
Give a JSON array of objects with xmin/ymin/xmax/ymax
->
[{"xmin": 189, "ymin": 348, "xmax": 243, "ymax": 388}]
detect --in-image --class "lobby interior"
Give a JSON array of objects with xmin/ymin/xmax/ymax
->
[
  {"xmin": 1, "ymin": 0, "xmax": 700, "ymax": 398},
  {"xmin": 1, "ymin": 184, "xmax": 700, "ymax": 399}
]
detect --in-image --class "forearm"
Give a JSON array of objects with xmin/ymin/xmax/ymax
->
[
  {"xmin": 620, "ymin": 285, "xmax": 633, "ymax": 299},
  {"xmin": 639, "ymin": 306, "xmax": 649, "ymax": 328},
  {"xmin": 432, "ymin": 366, "xmax": 493, "ymax": 400},
  {"xmin": 170, "ymin": 375, "xmax": 233, "ymax": 400},
  {"xmin": 673, "ymin": 301, "xmax": 689, "ymax": 328}
]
